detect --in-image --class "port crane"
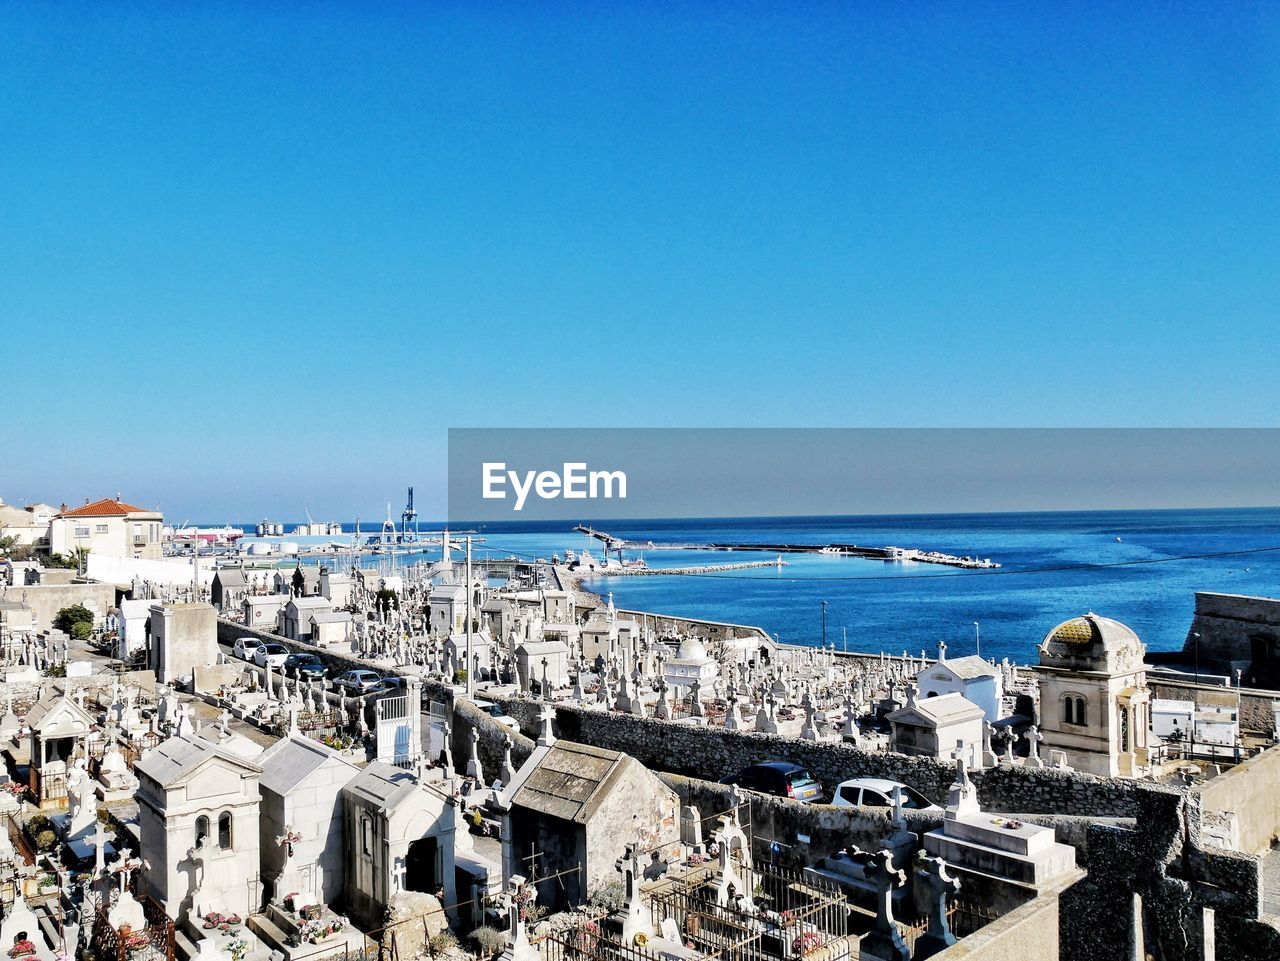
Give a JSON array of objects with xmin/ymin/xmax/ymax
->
[{"xmin": 401, "ymin": 486, "xmax": 418, "ymax": 539}]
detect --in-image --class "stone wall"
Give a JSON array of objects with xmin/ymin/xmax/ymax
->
[
  {"xmin": 1180, "ymin": 591, "xmax": 1280, "ymax": 686},
  {"xmin": 492, "ymin": 696, "xmax": 1167, "ymax": 819}
]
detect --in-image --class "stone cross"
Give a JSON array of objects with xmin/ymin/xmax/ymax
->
[
  {"xmin": 981, "ymin": 720, "xmax": 997, "ymax": 767},
  {"xmin": 86, "ymin": 821, "xmax": 109, "ymax": 877},
  {"xmin": 727, "ymin": 784, "xmax": 745, "ymax": 825},
  {"xmin": 951, "ymin": 740, "xmax": 970, "ymax": 790},
  {"xmin": 499, "ymin": 733, "xmax": 516, "ymax": 785},
  {"xmin": 1027, "ymin": 724, "xmax": 1045, "ymax": 769},
  {"xmin": 862, "ymin": 849, "xmax": 910, "ymax": 961},
  {"xmin": 466, "ymin": 726, "xmax": 484, "ymax": 783},
  {"xmin": 614, "ymin": 844, "xmax": 640, "ymax": 911},
  {"xmin": 912, "ymin": 855, "xmax": 961, "ymax": 959},
  {"xmin": 537, "ymin": 703, "xmax": 556, "ymax": 747}
]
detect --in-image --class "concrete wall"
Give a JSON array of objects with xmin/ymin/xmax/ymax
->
[
  {"xmin": 928, "ymin": 879, "xmax": 1065, "ymax": 961},
  {"xmin": 1, "ymin": 581, "xmax": 118, "ymax": 630},
  {"xmin": 1194, "ymin": 741, "xmax": 1280, "ymax": 855}
]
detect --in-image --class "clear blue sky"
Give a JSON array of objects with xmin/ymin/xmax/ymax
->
[{"xmin": 2, "ymin": 3, "xmax": 1277, "ymax": 520}]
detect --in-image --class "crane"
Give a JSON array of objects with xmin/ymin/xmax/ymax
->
[{"xmin": 401, "ymin": 486, "xmax": 418, "ymax": 540}]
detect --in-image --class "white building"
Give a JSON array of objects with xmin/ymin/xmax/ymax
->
[
  {"xmin": 917, "ymin": 654, "xmax": 1004, "ymax": 721},
  {"xmin": 1036, "ymin": 613, "xmax": 1153, "ymax": 778},
  {"xmin": 340, "ymin": 762, "xmax": 460, "ymax": 930},
  {"xmin": 662, "ymin": 636, "xmax": 720, "ymax": 695},
  {"xmin": 135, "ymin": 732, "xmax": 266, "ymax": 922},
  {"xmin": 886, "ymin": 691, "xmax": 986, "ymax": 768},
  {"xmin": 0, "ymin": 499, "xmax": 51, "ymax": 547},
  {"xmin": 256, "ymin": 734, "xmax": 361, "ymax": 906},
  {"xmin": 49, "ymin": 497, "xmax": 164, "ymax": 560}
]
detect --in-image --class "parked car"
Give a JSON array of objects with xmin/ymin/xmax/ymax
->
[
  {"xmin": 284, "ymin": 652, "xmax": 326, "ymax": 679},
  {"xmin": 376, "ymin": 676, "xmax": 407, "ymax": 693},
  {"xmin": 233, "ymin": 637, "xmax": 263, "ymax": 661},
  {"xmin": 471, "ymin": 698, "xmax": 521, "ymax": 733},
  {"xmin": 334, "ymin": 669, "xmax": 383, "ymax": 694},
  {"xmin": 831, "ymin": 777, "xmax": 942, "ymax": 813},
  {"xmin": 719, "ymin": 762, "xmax": 824, "ymax": 803},
  {"xmin": 253, "ymin": 642, "xmax": 290, "ymax": 668}
]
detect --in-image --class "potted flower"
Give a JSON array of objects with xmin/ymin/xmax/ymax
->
[
  {"xmin": 38, "ymin": 872, "xmax": 59, "ymax": 895},
  {"xmin": 8, "ymin": 939, "xmax": 37, "ymax": 959}
]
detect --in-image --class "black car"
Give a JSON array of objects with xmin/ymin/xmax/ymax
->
[
  {"xmin": 283, "ymin": 653, "xmax": 326, "ymax": 679},
  {"xmin": 720, "ymin": 761, "xmax": 824, "ymax": 803}
]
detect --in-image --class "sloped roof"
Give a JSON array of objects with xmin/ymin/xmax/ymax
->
[
  {"xmin": 258, "ymin": 734, "xmax": 358, "ymax": 796},
  {"xmin": 510, "ymin": 741, "xmax": 633, "ymax": 824},
  {"xmin": 58, "ymin": 498, "xmax": 154, "ymax": 518},
  {"xmin": 25, "ymin": 691, "xmax": 96, "ymax": 734},
  {"xmin": 887, "ymin": 691, "xmax": 985, "ymax": 727},
  {"xmin": 926, "ymin": 656, "xmax": 999, "ymax": 681},
  {"xmin": 343, "ymin": 760, "xmax": 423, "ymax": 812},
  {"xmin": 134, "ymin": 733, "xmax": 264, "ymax": 788},
  {"xmin": 214, "ymin": 569, "xmax": 248, "ymax": 587},
  {"xmin": 310, "ymin": 610, "xmax": 352, "ymax": 624}
]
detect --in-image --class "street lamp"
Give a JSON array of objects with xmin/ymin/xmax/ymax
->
[
  {"xmin": 973, "ymin": 622, "xmax": 981, "ymax": 658},
  {"xmin": 821, "ymin": 601, "xmax": 828, "ymax": 649}
]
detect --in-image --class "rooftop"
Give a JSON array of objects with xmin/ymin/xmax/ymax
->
[{"xmin": 58, "ymin": 497, "xmax": 157, "ymax": 518}]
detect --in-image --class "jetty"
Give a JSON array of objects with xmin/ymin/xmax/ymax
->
[{"xmin": 573, "ymin": 524, "xmax": 1000, "ymax": 569}]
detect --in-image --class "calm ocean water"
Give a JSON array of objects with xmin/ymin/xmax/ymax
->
[{"xmin": 244, "ymin": 508, "xmax": 1280, "ymax": 665}]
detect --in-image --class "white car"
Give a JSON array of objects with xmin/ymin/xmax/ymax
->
[
  {"xmin": 233, "ymin": 637, "xmax": 264, "ymax": 661},
  {"xmin": 472, "ymin": 698, "xmax": 521, "ymax": 733},
  {"xmin": 253, "ymin": 642, "xmax": 290, "ymax": 668},
  {"xmin": 831, "ymin": 777, "xmax": 942, "ymax": 813}
]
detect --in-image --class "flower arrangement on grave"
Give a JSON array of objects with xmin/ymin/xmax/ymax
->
[
  {"xmin": 8, "ymin": 939, "xmax": 36, "ymax": 959},
  {"xmin": 284, "ymin": 891, "xmax": 300, "ymax": 912},
  {"xmin": 1, "ymin": 781, "xmax": 28, "ymax": 800},
  {"xmin": 39, "ymin": 872, "xmax": 58, "ymax": 889},
  {"xmin": 687, "ymin": 852, "xmax": 707, "ymax": 865},
  {"xmin": 227, "ymin": 938, "xmax": 249, "ymax": 961},
  {"xmin": 572, "ymin": 921, "xmax": 600, "ymax": 951},
  {"xmin": 633, "ymin": 933, "xmax": 649, "ymax": 947},
  {"xmin": 792, "ymin": 930, "xmax": 823, "ymax": 956},
  {"xmin": 124, "ymin": 931, "xmax": 150, "ymax": 955},
  {"xmin": 299, "ymin": 915, "xmax": 346, "ymax": 944},
  {"xmin": 513, "ymin": 884, "xmax": 535, "ymax": 921}
]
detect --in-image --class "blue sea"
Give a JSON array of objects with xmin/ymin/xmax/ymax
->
[{"xmin": 239, "ymin": 508, "xmax": 1280, "ymax": 665}]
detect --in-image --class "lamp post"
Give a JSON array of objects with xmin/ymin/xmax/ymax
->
[
  {"xmin": 821, "ymin": 601, "xmax": 828, "ymax": 649},
  {"xmin": 974, "ymin": 621, "xmax": 981, "ymax": 658}
]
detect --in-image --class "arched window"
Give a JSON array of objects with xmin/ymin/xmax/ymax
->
[
  {"xmin": 217, "ymin": 811, "xmax": 233, "ymax": 850},
  {"xmin": 1062, "ymin": 694, "xmax": 1087, "ymax": 726},
  {"xmin": 195, "ymin": 815, "xmax": 210, "ymax": 847}
]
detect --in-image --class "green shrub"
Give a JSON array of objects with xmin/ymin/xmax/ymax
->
[
  {"xmin": 26, "ymin": 814, "xmax": 52, "ymax": 836},
  {"xmin": 70, "ymin": 621, "xmax": 93, "ymax": 641},
  {"xmin": 35, "ymin": 829, "xmax": 57, "ymax": 852},
  {"xmin": 53, "ymin": 604, "xmax": 95, "ymax": 633}
]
